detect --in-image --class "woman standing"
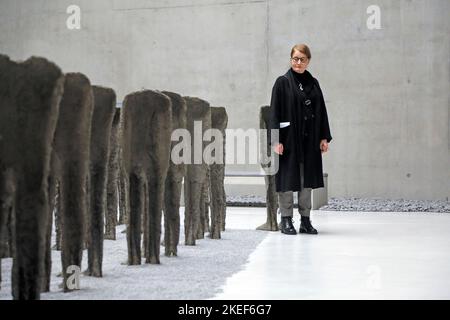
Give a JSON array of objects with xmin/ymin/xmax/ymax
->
[{"xmin": 269, "ymin": 44, "xmax": 332, "ymax": 235}]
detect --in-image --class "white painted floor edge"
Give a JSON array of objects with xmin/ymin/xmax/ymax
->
[{"xmin": 216, "ymin": 208, "xmax": 450, "ymax": 300}]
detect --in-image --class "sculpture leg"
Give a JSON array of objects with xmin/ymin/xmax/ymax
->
[
  {"xmin": 60, "ymin": 169, "xmax": 87, "ymax": 292},
  {"xmin": 127, "ymin": 173, "xmax": 143, "ymax": 265},
  {"xmin": 164, "ymin": 171, "xmax": 182, "ymax": 256}
]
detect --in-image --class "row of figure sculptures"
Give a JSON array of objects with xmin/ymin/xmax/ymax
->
[{"xmin": 0, "ymin": 54, "xmax": 228, "ymax": 300}]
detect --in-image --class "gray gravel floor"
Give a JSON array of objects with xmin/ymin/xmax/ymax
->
[
  {"xmin": 227, "ymin": 195, "xmax": 450, "ymax": 213},
  {"xmin": 321, "ymin": 197, "xmax": 450, "ymax": 213},
  {"xmin": 0, "ymin": 225, "xmax": 267, "ymax": 300}
]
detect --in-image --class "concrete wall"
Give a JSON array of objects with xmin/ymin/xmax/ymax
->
[{"xmin": 1, "ymin": 0, "xmax": 448, "ymax": 200}]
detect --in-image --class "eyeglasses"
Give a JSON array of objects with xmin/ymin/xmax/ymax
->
[{"xmin": 291, "ymin": 57, "xmax": 309, "ymax": 64}]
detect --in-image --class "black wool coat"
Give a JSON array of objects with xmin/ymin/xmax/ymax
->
[{"xmin": 269, "ymin": 69, "xmax": 332, "ymax": 192}]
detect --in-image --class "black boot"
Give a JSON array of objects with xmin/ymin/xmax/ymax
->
[
  {"xmin": 280, "ymin": 216, "xmax": 297, "ymax": 235},
  {"xmin": 299, "ymin": 216, "xmax": 318, "ymax": 234}
]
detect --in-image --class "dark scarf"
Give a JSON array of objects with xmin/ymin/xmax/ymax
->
[
  {"xmin": 283, "ymin": 68, "xmax": 318, "ymax": 159},
  {"xmin": 290, "ymin": 68, "xmax": 314, "ymax": 93}
]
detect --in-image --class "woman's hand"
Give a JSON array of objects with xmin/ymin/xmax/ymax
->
[
  {"xmin": 320, "ymin": 139, "xmax": 329, "ymax": 153},
  {"xmin": 274, "ymin": 143, "xmax": 284, "ymax": 155}
]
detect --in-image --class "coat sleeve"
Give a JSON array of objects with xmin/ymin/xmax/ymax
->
[
  {"xmin": 269, "ymin": 77, "xmax": 285, "ymax": 146},
  {"xmin": 315, "ymin": 79, "xmax": 332, "ymax": 143}
]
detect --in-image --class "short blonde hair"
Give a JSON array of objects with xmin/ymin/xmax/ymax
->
[{"xmin": 291, "ymin": 44, "xmax": 311, "ymax": 59}]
